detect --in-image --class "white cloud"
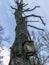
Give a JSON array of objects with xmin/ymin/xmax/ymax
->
[{"xmin": 0, "ymin": 46, "xmax": 10, "ymax": 65}]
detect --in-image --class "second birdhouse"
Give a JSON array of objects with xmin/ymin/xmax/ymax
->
[{"xmin": 22, "ymin": 41, "xmax": 36, "ymax": 57}]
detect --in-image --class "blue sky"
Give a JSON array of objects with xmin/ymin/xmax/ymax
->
[
  {"xmin": 0, "ymin": 0, "xmax": 49, "ymax": 65},
  {"xmin": 0, "ymin": 0, "xmax": 49, "ymax": 49},
  {"xmin": 0, "ymin": 0, "xmax": 16, "ymax": 48}
]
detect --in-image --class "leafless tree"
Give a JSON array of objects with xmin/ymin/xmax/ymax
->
[{"xmin": 9, "ymin": 0, "xmax": 46, "ymax": 65}]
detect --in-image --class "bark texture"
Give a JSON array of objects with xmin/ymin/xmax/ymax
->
[
  {"xmin": 8, "ymin": 0, "xmax": 46, "ymax": 65},
  {"xmin": 9, "ymin": 0, "xmax": 31, "ymax": 65}
]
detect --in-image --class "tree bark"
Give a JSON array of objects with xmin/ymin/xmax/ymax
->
[{"xmin": 9, "ymin": 0, "xmax": 31, "ymax": 65}]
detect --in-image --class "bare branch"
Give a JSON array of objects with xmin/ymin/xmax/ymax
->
[
  {"xmin": 32, "ymin": 6, "xmax": 40, "ymax": 10},
  {"xmin": 23, "ymin": 6, "xmax": 40, "ymax": 12},
  {"xmin": 27, "ymin": 25, "xmax": 44, "ymax": 31},
  {"xmin": 42, "ymin": 56, "xmax": 49, "ymax": 65},
  {"xmin": 23, "ymin": 3, "xmax": 28, "ymax": 7},
  {"xmin": 42, "ymin": 36, "xmax": 49, "ymax": 44},
  {"xmin": 20, "ymin": 0, "xmax": 23, "ymax": 5},
  {"xmin": 26, "ymin": 21, "xmax": 39, "ymax": 22},
  {"xmin": 10, "ymin": 6, "xmax": 17, "ymax": 10},
  {"xmin": 14, "ymin": 0, "xmax": 19, "ymax": 4},
  {"xmin": 24, "ymin": 14, "xmax": 46, "ymax": 25},
  {"xmin": 20, "ymin": 0, "xmax": 23, "ymax": 4},
  {"xmin": 23, "ymin": 8, "xmax": 29, "ymax": 12},
  {"xmin": 27, "ymin": 30, "xmax": 31, "ymax": 40}
]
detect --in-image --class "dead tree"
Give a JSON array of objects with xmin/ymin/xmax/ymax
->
[{"xmin": 9, "ymin": 0, "xmax": 45, "ymax": 65}]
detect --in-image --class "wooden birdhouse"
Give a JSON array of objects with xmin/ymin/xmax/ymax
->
[{"xmin": 22, "ymin": 41, "xmax": 36, "ymax": 57}]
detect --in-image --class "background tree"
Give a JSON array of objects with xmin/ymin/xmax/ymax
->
[
  {"xmin": 31, "ymin": 31, "xmax": 49, "ymax": 65},
  {"xmin": 0, "ymin": 25, "xmax": 10, "ymax": 65},
  {"xmin": 0, "ymin": 25, "xmax": 4, "ymax": 44},
  {"xmin": 0, "ymin": 25, "xmax": 10, "ymax": 45},
  {"xmin": 9, "ymin": 0, "xmax": 46, "ymax": 65}
]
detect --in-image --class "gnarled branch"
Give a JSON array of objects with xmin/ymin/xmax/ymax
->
[
  {"xmin": 23, "ymin": 6, "xmax": 40, "ymax": 12},
  {"xmin": 24, "ymin": 14, "xmax": 46, "ymax": 25}
]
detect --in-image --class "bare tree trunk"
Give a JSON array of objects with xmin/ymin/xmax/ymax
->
[
  {"xmin": 9, "ymin": 0, "xmax": 31, "ymax": 65},
  {"xmin": 9, "ymin": 0, "xmax": 45, "ymax": 65}
]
